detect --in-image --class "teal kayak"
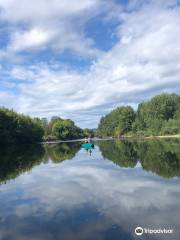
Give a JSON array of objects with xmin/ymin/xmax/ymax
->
[{"xmin": 81, "ymin": 143, "xmax": 94, "ymax": 149}]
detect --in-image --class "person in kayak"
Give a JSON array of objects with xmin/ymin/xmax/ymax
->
[
  {"xmin": 85, "ymin": 148, "xmax": 92, "ymax": 156},
  {"xmin": 84, "ymin": 135, "xmax": 92, "ymax": 143},
  {"xmin": 88, "ymin": 136, "xmax": 91, "ymax": 143}
]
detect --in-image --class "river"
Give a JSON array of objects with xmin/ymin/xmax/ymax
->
[{"xmin": 0, "ymin": 139, "xmax": 180, "ymax": 240}]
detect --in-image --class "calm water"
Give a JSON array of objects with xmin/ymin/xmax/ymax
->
[{"xmin": 0, "ymin": 140, "xmax": 180, "ymax": 240}]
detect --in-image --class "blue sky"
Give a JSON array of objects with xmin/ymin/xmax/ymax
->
[{"xmin": 0, "ymin": 0, "xmax": 180, "ymax": 128}]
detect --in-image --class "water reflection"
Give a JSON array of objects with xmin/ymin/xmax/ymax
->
[
  {"xmin": 45, "ymin": 142, "xmax": 81, "ymax": 163},
  {"xmin": 135, "ymin": 140, "xmax": 180, "ymax": 178},
  {"xmin": 0, "ymin": 145, "xmax": 45, "ymax": 184},
  {"xmin": 1, "ymin": 139, "xmax": 180, "ymax": 183},
  {"xmin": 0, "ymin": 140, "xmax": 180, "ymax": 240},
  {"xmin": 98, "ymin": 141, "xmax": 138, "ymax": 168},
  {"xmin": 98, "ymin": 139, "xmax": 180, "ymax": 178},
  {"xmin": 1, "ymin": 140, "xmax": 180, "ymax": 182},
  {"xmin": 0, "ymin": 143, "xmax": 81, "ymax": 184}
]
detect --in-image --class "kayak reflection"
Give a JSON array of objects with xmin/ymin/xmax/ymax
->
[{"xmin": 81, "ymin": 143, "xmax": 94, "ymax": 156}]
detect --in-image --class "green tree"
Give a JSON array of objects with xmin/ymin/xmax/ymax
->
[
  {"xmin": 52, "ymin": 118, "xmax": 83, "ymax": 140},
  {"xmin": 97, "ymin": 106, "xmax": 135, "ymax": 137},
  {"xmin": 0, "ymin": 108, "xmax": 44, "ymax": 144},
  {"xmin": 83, "ymin": 128, "xmax": 95, "ymax": 137},
  {"xmin": 134, "ymin": 93, "xmax": 180, "ymax": 135},
  {"xmin": 161, "ymin": 118, "xmax": 180, "ymax": 135}
]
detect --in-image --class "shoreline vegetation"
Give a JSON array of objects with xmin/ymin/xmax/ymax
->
[
  {"xmin": 97, "ymin": 93, "xmax": 180, "ymax": 139},
  {"xmin": 0, "ymin": 93, "xmax": 179, "ymax": 145},
  {"xmin": 118, "ymin": 134, "xmax": 180, "ymax": 140},
  {"xmin": 0, "ymin": 108, "xmax": 95, "ymax": 145}
]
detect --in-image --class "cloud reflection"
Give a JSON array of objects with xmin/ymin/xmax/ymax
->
[{"xmin": 0, "ymin": 144, "xmax": 180, "ymax": 240}]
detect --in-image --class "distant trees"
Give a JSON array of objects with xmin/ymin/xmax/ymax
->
[
  {"xmin": 97, "ymin": 106, "xmax": 135, "ymax": 137},
  {"xmin": 51, "ymin": 118, "xmax": 83, "ymax": 140},
  {"xmin": 0, "ymin": 107, "xmax": 88, "ymax": 144},
  {"xmin": 42, "ymin": 116, "xmax": 84, "ymax": 141},
  {"xmin": 1, "ymin": 93, "xmax": 179, "ymax": 144},
  {"xmin": 42, "ymin": 117, "xmax": 96, "ymax": 141},
  {"xmin": 161, "ymin": 119, "xmax": 180, "ymax": 135},
  {"xmin": 0, "ymin": 108, "xmax": 44, "ymax": 144},
  {"xmin": 83, "ymin": 128, "xmax": 95, "ymax": 138},
  {"xmin": 132, "ymin": 93, "xmax": 180, "ymax": 135},
  {"xmin": 97, "ymin": 93, "xmax": 180, "ymax": 137}
]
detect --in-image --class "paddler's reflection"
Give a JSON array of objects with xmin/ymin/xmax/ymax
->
[{"xmin": 85, "ymin": 148, "xmax": 92, "ymax": 156}]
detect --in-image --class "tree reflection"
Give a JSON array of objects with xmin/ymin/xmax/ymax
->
[
  {"xmin": 98, "ymin": 140, "xmax": 138, "ymax": 168},
  {"xmin": 98, "ymin": 139, "xmax": 180, "ymax": 178},
  {"xmin": 135, "ymin": 139, "xmax": 180, "ymax": 178},
  {"xmin": 0, "ymin": 142, "xmax": 81, "ymax": 183},
  {"xmin": 44, "ymin": 142, "xmax": 81, "ymax": 163},
  {"xmin": 1, "ymin": 139, "xmax": 180, "ymax": 184},
  {"xmin": 0, "ymin": 144, "xmax": 45, "ymax": 184}
]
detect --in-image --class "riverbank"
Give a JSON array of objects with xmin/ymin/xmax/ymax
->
[
  {"xmin": 41, "ymin": 138, "xmax": 84, "ymax": 144},
  {"xmin": 41, "ymin": 134, "xmax": 180, "ymax": 144},
  {"xmin": 119, "ymin": 134, "xmax": 180, "ymax": 140},
  {"xmin": 144, "ymin": 134, "xmax": 180, "ymax": 139}
]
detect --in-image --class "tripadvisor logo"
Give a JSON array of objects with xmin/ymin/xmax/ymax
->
[
  {"xmin": 135, "ymin": 227, "xmax": 143, "ymax": 236},
  {"xmin": 134, "ymin": 226, "xmax": 174, "ymax": 236}
]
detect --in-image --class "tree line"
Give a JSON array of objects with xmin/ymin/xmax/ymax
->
[
  {"xmin": 97, "ymin": 93, "xmax": 180, "ymax": 137},
  {"xmin": 1, "ymin": 93, "xmax": 179, "ymax": 144},
  {"xmin": 0, "ymin": 108, "xmax": 44, "ymax": 144},
  {"xmin": 0, "ymin": 108, "xmax": 94, "ymax": 144},
  {"xmin": 41, "ymin": 116, "xmax": 95, "ymax": 141}
]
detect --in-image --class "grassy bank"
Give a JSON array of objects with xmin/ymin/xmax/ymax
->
[
  {"xmin": 144, "ymin": 134, "xmax": 180, "ymax": 139},
  {"xmin": 116, "ymin": 134, "xmax": 180, "ymax": 140}
]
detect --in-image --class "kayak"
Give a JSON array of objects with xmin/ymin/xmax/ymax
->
[{"xmin": 81, "ymin": 143, "xmax": 94, "ymax": 149}]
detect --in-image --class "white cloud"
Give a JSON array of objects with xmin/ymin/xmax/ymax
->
[
  {"xmin": 10, "ymin": 27, "xmax": 54, "ymax": 51},
  {"xmin": 0, "ymin": 0, "xmax": 100, "ymax": 22},
  {"xmin": 0, "ymin": 0, "xmax": 108, "ymax": 56}
]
